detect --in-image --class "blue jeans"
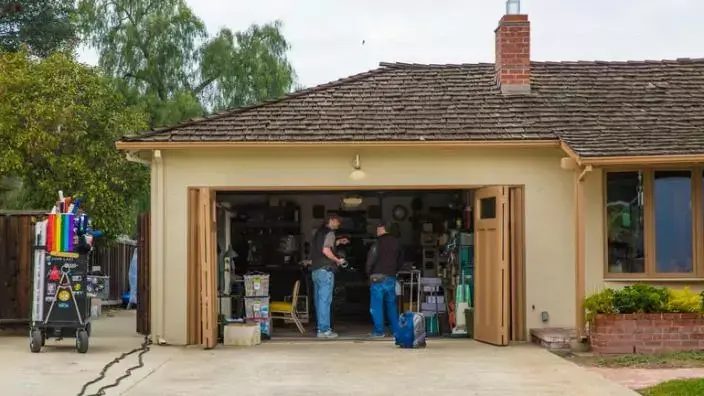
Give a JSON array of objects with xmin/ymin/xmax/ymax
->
[
  {"xmin": 370, "ymin": 276, "xmax": 399, "ymax": 336},
  {"xmin": 312, "ymin": 268, "xmax": 334, "ymax": 333}
]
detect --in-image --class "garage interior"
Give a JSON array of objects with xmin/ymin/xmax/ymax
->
[{"xmin": 209, "ymin": 188, "xmax": 526, "ymax": 344}]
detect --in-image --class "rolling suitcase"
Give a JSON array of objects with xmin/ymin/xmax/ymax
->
[
  {"xmin": 395, "ymin": 312, "xmax": 426, "ymax": 348},
  {"xmin": 395, "ymin": 270, "xmax": 426, "ymax": 348}
]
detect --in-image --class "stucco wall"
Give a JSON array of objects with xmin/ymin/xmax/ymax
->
[{"xmin": 150, "ymin": 146, "xmax": 579, "ymax": 345}]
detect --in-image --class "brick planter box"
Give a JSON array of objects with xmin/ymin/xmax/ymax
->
[{"xmin": 590, "ymin": 313, "xmax": 704, "ymax": 355}]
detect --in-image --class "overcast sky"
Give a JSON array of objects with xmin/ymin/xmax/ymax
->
[{"xmin": 78, "ymin": 0, "xmax": 703, "ymax": 88}]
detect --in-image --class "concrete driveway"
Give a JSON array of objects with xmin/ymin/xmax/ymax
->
[{"xmin": 0, "ymin": 311, "xmax": 637, "ymax": 396}]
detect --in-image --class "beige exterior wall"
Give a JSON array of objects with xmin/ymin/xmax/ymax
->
[{"xmin": 149, "ymin": 146, "xmax": 585, "ymax": 345}]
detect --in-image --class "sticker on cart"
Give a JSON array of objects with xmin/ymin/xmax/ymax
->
[
  {"xmin": 57, "ymin": 302, "xmax": 69, "ymax": 309},
  {"xmin": 61, "ymin": 262, "xmax": 78, "ymax": 272},
  {"xmin": 47, "ymin": 283, "xmax": 57, "ymax": 296},
  {"xmin": 48, "ymin": 266, "xmax": 60, "ymax": 281},
  {"xmin": 72, "ymin": 275, "xmax": 82, "ymax": 282},
  {"xmin": 45, "ymin": 296, "xmax": 55, "ymax": 302},
  {"xmin": 57, "ymin": 290, "xmax": 71, "ymax": 302},
  {"xmin": 254, "ymin": 281, "xmax": 261, "ymax": 290},
  {"xmin": 74, "ymin": 283, "xmax": 81, "ymax": 291}
]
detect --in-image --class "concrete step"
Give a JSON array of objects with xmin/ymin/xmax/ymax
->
[{"xmin": 530, "ymin": 327, "xmax": 577, "ymax": 351}]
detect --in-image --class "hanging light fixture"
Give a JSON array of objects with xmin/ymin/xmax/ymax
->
[
  {"xmin": 349, "ymin": 154, "xmax": 366, "ymax": 181},
  {"xmin": 341, "ymin": 196, "xmax": 364, "ymax": 209}
]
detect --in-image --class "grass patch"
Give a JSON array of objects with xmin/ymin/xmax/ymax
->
[
  {"xmin": 555, "ymin": 350, "xmax": 704, "ymax": 369},
  {"xmin": 639, "ymin": 378, "xmax": 704, "ymax": 395}
]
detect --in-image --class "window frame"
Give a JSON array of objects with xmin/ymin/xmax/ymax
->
[{"xmin": 603, "ymin": 166, "xmax": 704, "ymax": 279}]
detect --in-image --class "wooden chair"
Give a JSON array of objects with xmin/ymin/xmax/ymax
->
[{"xmin": 270, "ymin": 280, "xmax": 305, "ymax": 334}]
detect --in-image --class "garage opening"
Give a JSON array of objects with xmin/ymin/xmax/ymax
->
[{"xmin": 189, "ymin": 187, "xmax": 525, "ymax": 347}]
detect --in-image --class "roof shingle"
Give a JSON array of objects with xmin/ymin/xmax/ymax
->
[{"xmin": 121, "ymin": 59, "xmax": 704, "ymax": 158}]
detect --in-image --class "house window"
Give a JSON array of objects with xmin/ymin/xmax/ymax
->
[
  {"xmin": 605, "ymin": 172, "xmax": 645, "ymax": 274},
  {"xmin": 604, "ymin": 168, "xmax": 701, "ymax": 278},
  {"xmin": 653, "ymin": 171, "xmax": 693, "ymax": 273}
]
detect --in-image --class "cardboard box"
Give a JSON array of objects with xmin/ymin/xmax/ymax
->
[{"xmin": 224, "ymin": 323, "xmax": 261, "ymax": 346}]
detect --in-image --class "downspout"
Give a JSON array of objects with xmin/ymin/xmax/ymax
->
[
  {"xmin": 575, "ymin": 165, "xmax": 592, "ymax": 341},
  {"xmin": 152, "ymin": 149, "xmax": 167, "ymax": 344}
]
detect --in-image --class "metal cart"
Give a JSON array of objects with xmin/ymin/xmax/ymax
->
[
  {"xmin": 397, "ymin": 269, "xmax": 422, "ymax": 312},
  {"xmin": 30, "ymin": 253, "xmax": 91, "ymax": 353}
]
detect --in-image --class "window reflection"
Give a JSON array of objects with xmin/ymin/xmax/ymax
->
[
  {"xmin": 653, "ymin": 171, "xmax": 693, "ymax": 273},
  {"xmin": 606, "ymin": 172, "xmax": 645, "ymax": 273}
]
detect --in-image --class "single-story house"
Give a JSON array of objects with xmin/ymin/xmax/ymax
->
[{"xmin": 117, "ymin": 9, "xmax": 704, "ymax": 348}]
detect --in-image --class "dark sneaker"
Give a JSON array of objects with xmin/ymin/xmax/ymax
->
[{"xmin": 317, "ymin": 330, "xmax": 339, "ymax": 339}]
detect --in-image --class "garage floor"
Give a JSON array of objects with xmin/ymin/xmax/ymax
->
[{"xmin": 0, "ymin": 311, "xmax": 637, "ymax": 396}]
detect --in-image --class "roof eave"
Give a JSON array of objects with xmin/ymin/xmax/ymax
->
[
  {"xmin": 580, "ymin": 154, "xmax": 704, "ymax": 166},
  {"xmin": 115, "ymin": 139, "xmax": 560, "ymax": 151}
]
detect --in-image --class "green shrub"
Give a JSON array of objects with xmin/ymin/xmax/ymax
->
[
  {"xmin": 612, "ymin": 284, "xmax": 668, "ymax": 314},
  {"xmin": 666, "ymin": 287, "xmax": 702, "ymax": 313},
  {"xmin": 584, "ymin": 288, "xmax": 615, "ymax": 322},
  {"xmin": 585, "ymin": 284, "xmax": 704, "ymax": 318}
]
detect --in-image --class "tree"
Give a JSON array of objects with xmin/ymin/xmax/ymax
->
[
  {"xmin": 0, "ymin": 50, "xmax": 150, "ymax": 237},
  {"xmin": 0, "ymin": 0, "xmax": 77, "ymax": 57},
  {"xmin": 77, "ymin": 0, "xmax": 295, "ymax": 127}
]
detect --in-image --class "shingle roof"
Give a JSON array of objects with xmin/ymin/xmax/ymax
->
[{"xmin": 120, "ymin": 59, "xmax": 704, "ymax": 158}]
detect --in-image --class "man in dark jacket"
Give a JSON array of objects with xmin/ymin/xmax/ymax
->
[
  {"xmin": 310, "ymin": 214, "xmax": 348, "ymax": 338},
  {"xmin": 366, "ymin": 221, "xmax": 403, "ymax": 338}
]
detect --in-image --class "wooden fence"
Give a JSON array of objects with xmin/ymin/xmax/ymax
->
[
  {"xmin": 89, "ymin": 239, "xmax": 137, "ymax": 303},
  {"xmin": 136, "ymin": 212, "xmax": 151, "ymax": 335},
  {"xmin": 0, "ymin": 211, "xmax": 44, "ymax": 325},
  {"xmin": 0, "ymin": 211, "xmax": 138, "ymax": 326}
]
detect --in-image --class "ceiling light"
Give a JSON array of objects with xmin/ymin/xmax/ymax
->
[{"xmin": 342, "ymin": 196, "xmax": 363, "ymax": 207}]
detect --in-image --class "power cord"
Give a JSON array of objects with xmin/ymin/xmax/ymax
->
[{"xmin": 76, "ymin": 335, "xmax": 151, "ymax": 396}]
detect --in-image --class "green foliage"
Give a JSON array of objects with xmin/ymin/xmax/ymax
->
[
  {"xmin": 666, "ymin": 287, "xmax": 702, "ymax": 313},
  {"xmin": 612, "ymin": 284, "xmax": 669, "ymax": 314},
  {"xmin": 584, "ymin": 284, "xmax": 704, "ymax": 320},
  {"xmin": 77, "ymin": 0, "xmax": 295, "ymax": 127},
  {"xmin": 584, "ymin": 288, "xmax": 615, "ymax": 322},
  {"xmin": 0, "ymin": 0, "xmax": 77, "ymax": 57},
  {"xmin": 639, "ymin": 378, "xmax": 704, "ymax": 396},
  {"xmin": 0, "ymin": 50, "xmax": 149, "ymax": 238}
]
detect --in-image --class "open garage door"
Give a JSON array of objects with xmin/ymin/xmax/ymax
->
[
  {"xmin": 473, "ymin": 186, "xmax": 510, "ymax": 346},
  {"xmin": 197, "ymin": 188, "xmax": 218, "ymax": 349}
]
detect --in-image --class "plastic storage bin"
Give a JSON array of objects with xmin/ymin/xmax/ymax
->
[{"xmin": 244, "ymin": 274, "xmax": 270, "ymax": 297}]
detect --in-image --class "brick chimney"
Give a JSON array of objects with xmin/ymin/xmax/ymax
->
[{"xmin": 495, "ymin": 6, "xmax": 530, "ymax": 94}]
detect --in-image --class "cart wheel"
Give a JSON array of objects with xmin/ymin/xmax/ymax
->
[
  {"xmin": 40, "ymin": 331, "xmax": 45, "ymax": 346},
  {"xmin": 30, "ymin": 330, "xmax": 43, "ymax": 353},
  {"xmin": 76, "ymin": 330, "xmax": 89, "ymax": 354}
]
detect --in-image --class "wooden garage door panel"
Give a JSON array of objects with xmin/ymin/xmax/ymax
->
[
  {"xmin": 198, "ymin": 188, "xmax": 218, "ymax": 349},
  {"xmin": 474, "ymin": 186, "xmax": 509, "ymax": 346}
]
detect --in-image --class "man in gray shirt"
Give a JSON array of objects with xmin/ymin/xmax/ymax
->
[{"xmin": 310, "ymin": 214, "xmax": 348, "ymax": 338}]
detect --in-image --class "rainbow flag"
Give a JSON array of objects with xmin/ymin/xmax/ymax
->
[
  {"xmin": 54, "ymin": 213, "xmax": 63, "ymax": 253},
  {"xmin": 64, "ymin": 213, "xmax": 74, "ymax": 252},
  {"xmin": 46, "ymin": 214, "xmax": 55, "ymax": 252}
]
